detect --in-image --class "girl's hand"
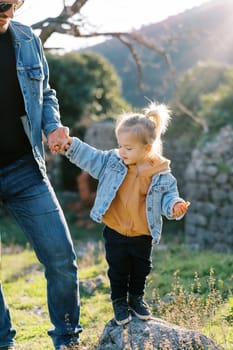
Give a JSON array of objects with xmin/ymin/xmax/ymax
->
[
  {"xmin": 173, "ymin": 201, "xmax": 190, "ymax": 217},
  {"xmin": 47, "ymin": 126, "xmax": 69, "ymax": 154},
  {"xmin": 55, "ymin": 136, "xmax": 73, "ymax": 154}
]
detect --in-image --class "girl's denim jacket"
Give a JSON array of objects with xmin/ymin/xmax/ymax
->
[
  {"xmin": 9, "ymin": 21, "xmax": 62, "ymax": 177},
  {"xmin": 66, "ymin": 138, "xmax": 185, "ymax": 244}
]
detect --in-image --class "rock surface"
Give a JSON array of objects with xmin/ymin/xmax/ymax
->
[{"xmin": 96, "ymin": 316, "xmax": 220, "ymax": 350}]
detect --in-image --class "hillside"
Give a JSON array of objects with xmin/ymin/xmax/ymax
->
[{"xmin": 81, "ymin": 0, "xmax": 233, "ymax": 107}]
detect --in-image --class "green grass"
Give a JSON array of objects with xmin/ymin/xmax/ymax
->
[
  {"xmin": 148, "ymin": 243, "xmax": 232, "ymax": 297},
  {"xmin": 202, "ymin": 298, "xmax": 233, "ymax": 348},
  {"xmin": 0, "ymin": 250, "xmax": 52, "ymax": 349},
  {"xmin": 0, "ymin": 216, "xmax": 233, "ymax": 349}
]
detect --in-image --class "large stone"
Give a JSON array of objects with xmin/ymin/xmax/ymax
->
[{"xmin": 96, "ymin": 317, "xmax": 220, "ymax": 350}]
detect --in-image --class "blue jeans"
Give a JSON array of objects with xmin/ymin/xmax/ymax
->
[{"xmin": 0, "ymin": 154, "xmax": 82, "ymax": 349}]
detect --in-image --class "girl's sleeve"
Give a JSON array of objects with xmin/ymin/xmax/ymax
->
[
  {"xmin": 65, "ymin": 137, "xmax": 111, "ymax": 179},
  {"xmin": 161, "ymin": 174, "xmax": 185, "ymax": 220}
]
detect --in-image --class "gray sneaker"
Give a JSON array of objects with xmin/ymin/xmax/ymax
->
[
  {"xmin": 129, "ymin": 295, "xmax": 151, "ymax": 320},
  {"xmin": 112, "ymin": 297, "xmax": 132, "ymax": 325}
]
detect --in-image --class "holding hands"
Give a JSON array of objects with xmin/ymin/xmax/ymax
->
[{"xmin": 47, "ymin": 126, "xmax": 73, "ymax": 154}]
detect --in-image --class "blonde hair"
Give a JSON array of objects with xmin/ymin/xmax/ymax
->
[{"xmin": 115, "ymin": 101, "xmax": 171, "ymax": 155}]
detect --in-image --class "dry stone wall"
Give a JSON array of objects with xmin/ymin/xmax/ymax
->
[{"xmin": 184, "ymin": 126, "xmax": 233, "ymax": 252}]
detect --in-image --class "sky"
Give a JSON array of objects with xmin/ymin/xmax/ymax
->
[{"xmin": 15, "ymin": 0, "xmax": 211, "ymax": 51}]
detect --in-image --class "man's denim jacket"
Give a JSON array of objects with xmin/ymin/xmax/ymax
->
[
  {"xmin": 9, "ymin": 21, "xmax": 62, "ymax": 176},
  {"xmin": 66, "ymin": 138, "xmax": 185, "ymax": 244}
]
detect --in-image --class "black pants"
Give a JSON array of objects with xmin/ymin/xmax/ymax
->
[{"xmin": 103, "ymin": 226, "xmax": 153, "ymax": 301}]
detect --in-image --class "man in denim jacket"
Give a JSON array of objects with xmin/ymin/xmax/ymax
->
[{"xmin": 0, "ymin": 2, "xmax": 81, "ymax": 349}]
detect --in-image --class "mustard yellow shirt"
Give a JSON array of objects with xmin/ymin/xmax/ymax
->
[{"xmin": 102, "ymin": 156, "xmax": 170, "ymax": 237}]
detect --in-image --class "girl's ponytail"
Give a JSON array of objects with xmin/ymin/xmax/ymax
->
[
  {"xmin": 144, "ymin": 102, "xmax": 171, "ymax": 139},
  {"xmin": 144, "ymin": 102, "xmax": 171, "ymax": 155}
]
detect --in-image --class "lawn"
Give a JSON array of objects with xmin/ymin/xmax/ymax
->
[{"xmin": 0, "ymin": 216, "xmax": 232, "ymax": 349}]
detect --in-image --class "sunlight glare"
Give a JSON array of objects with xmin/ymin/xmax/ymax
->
[{"xmin": 15, "ymin": 0, "xmax": 210, "ymax": 50}]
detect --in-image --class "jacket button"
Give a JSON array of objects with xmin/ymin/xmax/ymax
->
[{"xmin": 148, "ymin": 207, "xmax": 152, "ymax": 211}]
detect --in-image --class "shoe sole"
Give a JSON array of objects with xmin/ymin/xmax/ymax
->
[
  {"xmin": 130, "ymin": 307, "xmax": 151, "ymax": 320},
  {"xmin": 115, "ymin": 313, "xmax": 132, "ymax": 325}
]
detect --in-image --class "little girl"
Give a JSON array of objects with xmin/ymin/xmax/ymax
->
[{"xmin": 59, "ymin": 102, "xmax": 189, "ymax": 326}]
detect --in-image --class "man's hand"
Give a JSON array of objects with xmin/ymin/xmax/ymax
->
[{"xmin": 47, "ymin": 126, "xmax": 69, "ymax": 154}]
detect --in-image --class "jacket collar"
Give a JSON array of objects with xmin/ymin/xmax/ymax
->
[{"xmin": 9, "ymin": 20, "xmax": 33, "ymax": 42}]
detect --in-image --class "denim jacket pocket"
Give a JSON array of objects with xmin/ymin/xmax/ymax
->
[
  {"xmin": 26, "ymin": 66, "xmax": 44, "ymax": 100},
  {"xmin": 27, "ymin": 66, "xmax": 44, "ymax": 80}
]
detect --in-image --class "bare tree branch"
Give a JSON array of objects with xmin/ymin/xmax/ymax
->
[
  {"xmin": 31, "ymin": 0, "xmax": 208, "ymax": 132},
  {"xmin": 32, "ymin": 0, "xmax": 88, "ymax": 44},
  {"xmin": 116, "ymin": 35, "xmax": 143, "ymax": 88}
]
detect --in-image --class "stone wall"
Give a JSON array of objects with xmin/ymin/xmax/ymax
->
[{"xmin": 184, "ymin": 126, "xmax": 233, "ymax": 252}]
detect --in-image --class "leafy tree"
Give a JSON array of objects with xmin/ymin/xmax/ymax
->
[
  {"xmin": 47, "ymin": 51, "xmax": 130, "ymax": 128},
  {"xmin": 201, "ymin": 70, "xmax": 233, "ymax": 131},
  {"xmin": 167, "ymin": 62, "xmax": 232, "ymax": 144},
  {"xmin": 177, "ymin": 62, "xmax": 231, "ymax": 113},
  {"xmin": 46, "ymin": 51, "xmax": 130, "ymax": 190}
]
